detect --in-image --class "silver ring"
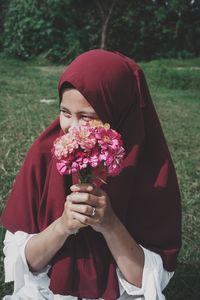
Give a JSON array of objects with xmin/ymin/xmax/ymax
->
[{"xmin": 91, "ymin": 207, "xmax": 96, "ymax": 217}]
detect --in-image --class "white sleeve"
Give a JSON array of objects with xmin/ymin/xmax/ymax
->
[
  {"xmin": 3, "ymin": 230, "xmax": 54, "ymax": 300},
  {"xmin": 116, "ymin": 246, "xmax": 174, "ymax": 300}
]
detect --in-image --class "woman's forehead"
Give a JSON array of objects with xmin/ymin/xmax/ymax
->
[{"xmin": 61, "ymin": 89, "xmax": 96, "ymax": 113}]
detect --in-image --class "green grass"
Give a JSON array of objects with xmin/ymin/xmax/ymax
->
[{"xmin": 0, "ymin": 54, "xmax": 200, "ymax": 299}]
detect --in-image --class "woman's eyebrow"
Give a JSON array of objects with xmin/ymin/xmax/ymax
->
[
  {"xmin": 79, "ymin": 110, "xmax": 98, "ymax": 116},
  {"xmin": 60, "ymin": 105, "xmax": 98, "ymax": 116},
  {"xmin": 60, "ymin": 105, "xmax": 70, "ymax": 113}
]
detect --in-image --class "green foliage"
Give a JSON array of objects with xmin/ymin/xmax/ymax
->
[
  {"xmin": 108, "ymin": 0, "xmax": 200, "ymax": 61},
  {"xmin": 0, "ymin": 0, "xmax": 9, "ymax": 51},
  {"xmin": 41, "ymin": 0, "xmax": 100, "ymax": 62},
  {"xmin": 1, "ymin": 0, "xmax": 200, "ymax": 62},
  {"xmin": 3, "ymin": 0, "xmax": 52, "ymax": 58},
  {"xmin": 37, "ymin": 0, "xmax": 84, "ymax": 62},
  {"xmin": 3, "ymin": 0, "xmax": 100, "ymax": 62}
]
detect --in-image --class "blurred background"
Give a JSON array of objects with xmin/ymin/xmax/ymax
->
[
  {"xmin": 0, "ymin": 0, "xmax": 199, "ymax": 62},
  {"xmin": 0, "ymin": 0, "xmax": 200, "ymax": 299}
]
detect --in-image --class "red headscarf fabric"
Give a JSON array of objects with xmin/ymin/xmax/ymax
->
[{"xmin": 1, "ymin": 49, "xmax": 181, "ymax": 299}]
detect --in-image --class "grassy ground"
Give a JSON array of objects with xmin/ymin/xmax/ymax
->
[{"xmin": 0, "ymin": 54, "xmax": 200, "ymax": 299}]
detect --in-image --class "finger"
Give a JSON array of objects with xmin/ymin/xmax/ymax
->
[
  {"xmin": 71, "ymin": 211, "xmax": 96, "ymax": 225},
  {"xmin": 70, "ymin": 184, "xmax": 93, "ymax": 192},
  {"xmin": 67, "ymin": 192, "xmax": 100, "ymax": 207},
  {"xmin": 70, "ymin": 184, "xmax": 103, "ymax": 196},
  {"xmin": 73, "ymin": 219, "xmax": 88, "ymax": 229},
  {"xmin": 70, "ymin": 203, "xmax": 97, "ymax": 217}
]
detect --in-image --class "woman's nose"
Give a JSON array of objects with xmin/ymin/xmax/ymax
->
[{"xmin": 69, "ymin": 118, "xmax": 79, "ymax": 129}]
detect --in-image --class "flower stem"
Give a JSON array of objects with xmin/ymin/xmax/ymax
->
[{"xmin": 78, "ymin": 168, "xmax": 93, "ymax": 184}]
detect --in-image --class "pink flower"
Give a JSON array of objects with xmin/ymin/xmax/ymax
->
[
  {"xmin": 56, "ymin": 160, "xmax": 68, "ymax": 175},
  {"xmin": 69, "ymin": 125, "xmax": 96, "ymax": 150},
  {"xmin": 52, "ymin": 121, "xmax": 125, "ymax": 182},
  {"xmin": 96, "ymin": 128, "xmax": 122, "ymax": 151},
  {"xmin": 108, "ymin": 163, "xmax": 121, "ymax": 175},
  {"xmin": 53, "ymin": 135, "xmax": 78, "ymax": 159},
  {"xmin": 89, "ymin": 148, "xmax": 101, "ymax": 167}
]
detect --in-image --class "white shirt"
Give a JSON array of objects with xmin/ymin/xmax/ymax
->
[{"xmin": 3, "ymin": 230, "xmax": 173, "ymax": 300}]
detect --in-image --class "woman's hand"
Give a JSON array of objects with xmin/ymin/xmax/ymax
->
[
  {"xmin": 65, "ymin": 183, "xmax": 118, "ymax": 234},
  {"xmin": 58, "ymin": 193, "xmax": 88, "ymax": 235}
]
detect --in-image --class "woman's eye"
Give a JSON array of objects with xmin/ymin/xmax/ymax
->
[
  {"xmin": 81, "ymin": 115, "xmax": 94, "ymax": 121},
  {"xmin": 60, "ymin": 110, "xmax": 71, "ymax": 118}
]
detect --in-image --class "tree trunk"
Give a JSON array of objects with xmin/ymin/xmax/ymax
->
[
  {"xmin": 101, "ymin": 19, "xmax": 108, "ymax": 49},
  {"xmin": 96, "ymin": 0, "xmax": 116, "ymax": 49}
]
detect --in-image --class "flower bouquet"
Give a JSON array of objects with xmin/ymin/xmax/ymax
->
[{"xmin": 52, "ymin": 120, "xmax": 125, "ymax": 184}]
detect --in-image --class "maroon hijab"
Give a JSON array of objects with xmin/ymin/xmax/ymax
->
[{"xmin": 1, "ymin": 49, "xmax": 181, "ymax": 299}]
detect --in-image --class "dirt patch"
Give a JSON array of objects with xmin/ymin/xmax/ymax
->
[
  {"xmin": 175, "ymin": 67, "xmax": 200, "ymax": 71},
  {"xmin": 35, "ymin": 66, "xmax": 66, "ymax": 75}
]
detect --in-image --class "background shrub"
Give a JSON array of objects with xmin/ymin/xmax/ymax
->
[
  {"xmin": 1, "ymin": 0, "xmax": 200, "ymax": 63},
  {"xmin": 3, "ymin": 0, "xmax": 52, "ymax": 58}
]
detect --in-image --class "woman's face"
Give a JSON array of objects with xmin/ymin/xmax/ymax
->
[{"xmin": 60, "ymin": 89, "xmax": 100, "ymax": 133}]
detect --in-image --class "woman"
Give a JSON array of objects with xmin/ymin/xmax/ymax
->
[{"xmin": 1, "ymin": 49, "xmax": 181, "ymax": 300}]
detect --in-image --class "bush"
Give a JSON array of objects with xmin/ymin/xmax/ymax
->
[
  {"xmin": 2, "ymin": 0, "xmax": 200, "ymax": 62},
  {"xmin": 42, "ymin": 0, "xmax": 100, "ymax": 63},
  {"xmin": 177, "ymin": 50, "xmax": 194, "ymax": 60},
  {"xmin": 3, "ymin": 0, "xmax": 99, "ymax": 62},
  {"xmin": 3, "ymin": 0, "xmax": 52, "ymax": 59}
]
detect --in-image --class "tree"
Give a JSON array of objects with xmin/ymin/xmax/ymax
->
[
  {"xmin": 1, "ymin": 0, "xmax": 200, "ymax": 61},
  {"xmin": 96, "ymin": 0, "xmax": 117, "ymax": 49}
]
